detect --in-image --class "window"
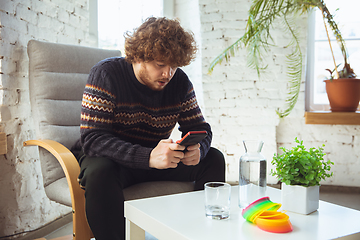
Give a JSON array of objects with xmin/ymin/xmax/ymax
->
[
  {"xmin": 97, "ymin": 0, "xmax": 164, "ymax": 51},
  {"xmin": 306, "ymin": 0, "xmax": 360, "ymax": 112}
]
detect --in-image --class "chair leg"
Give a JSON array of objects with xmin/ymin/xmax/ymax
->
[
  {"xmin": 23, "ymin": 140, "xmax": 93, "ymax": 240},
  {"xmin": 72, "ymin": 193, "xmax": 94, "ymax": 240}
]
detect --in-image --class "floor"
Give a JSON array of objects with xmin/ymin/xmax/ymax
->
[{"xmin": 41, "ymin": 188, "xmax": 360, "ymax": 240}]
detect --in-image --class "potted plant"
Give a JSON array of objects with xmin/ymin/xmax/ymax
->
[
  {"xmin": 208, "ymin": 0, "xmax": 359, "ymax": 117},
  {"xmin": 271, "ymin": 137, "xmax": 334, "ymax": 214},
  {"xmin": 321, "ymin": 4, "xmax": 360, "ymax": 112}
]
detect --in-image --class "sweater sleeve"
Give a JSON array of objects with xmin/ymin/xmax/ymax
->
[
  {"xmin": 80, "ymin": 62, "xmax": 152, "ymax": 169},
  {"xmin": 177, "ymin": 80, "xmax": 212, "ymax": 160}
]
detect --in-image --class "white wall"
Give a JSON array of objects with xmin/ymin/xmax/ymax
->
[
  {"xmin": 0, "ymin": 0, "xmax": 95, "ymax": 237},
  {"xmin": 198, "ymin": 0, "xmax": 360, "ymax": 187},
  {"xmin": 174, "ymin": 0, "xmax": 204, "ymax": 110},
  {"xmin": 199, "ymin": 0, "xmax": 285, "ymax": 184}
]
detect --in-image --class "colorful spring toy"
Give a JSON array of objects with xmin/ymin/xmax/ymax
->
[{"xmin": 242, "ymin": 197, "xmax": 293, "ymax": 233}]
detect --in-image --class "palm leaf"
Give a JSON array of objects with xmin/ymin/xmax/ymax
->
[
  {"xmin": 208, "ymin": 0, "xmax": 320, "ymax": 117},
  {"xmin": 208, "ymin": 37, "xmax": 243, "ymax": 74},
  {"xmin": 276, "ymin": 10, "xmax": 303, "ymax": 117}
]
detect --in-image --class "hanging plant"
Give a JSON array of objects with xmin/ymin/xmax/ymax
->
[{"xmin": 208, "ymin": 0, "xmax": 357, "ymax": 117}]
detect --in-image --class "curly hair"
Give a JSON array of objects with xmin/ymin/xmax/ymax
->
[{"xmin": 124, "ymin": 17, "xmax": 197, "ymax": 67}]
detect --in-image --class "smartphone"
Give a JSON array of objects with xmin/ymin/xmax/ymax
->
[{"xmin": 176, "ymin": 131, "xmax": 208, "ymax": 146}]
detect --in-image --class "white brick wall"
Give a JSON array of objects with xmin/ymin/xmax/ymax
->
[
  {"xmin": 0, "ymin": 0, "xmax": 95, "ymax": 236},
  {"xmin": 199, "ymin": 0, "xmax": 360, "ymax": 188},
  {"xmin": 200, "ymin": 0, "xmax": 285, "ymax": 184}
]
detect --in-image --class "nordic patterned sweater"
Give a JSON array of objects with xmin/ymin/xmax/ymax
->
[{"xmin": 72, "ymin": 57, "xmax": 212, "ymax": 170}]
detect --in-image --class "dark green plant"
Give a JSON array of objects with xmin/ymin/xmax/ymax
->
[
  {"xmin": 208, "ymin": 0, "xmax": 356, "ymax": 118},
  {"xmin": 271, "ymin": 137, "xmax": 334, "ymax": 187}
]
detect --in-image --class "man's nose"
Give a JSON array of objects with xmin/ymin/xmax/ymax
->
[{"xmin": 162, "ymin": 67, "xmax": 175, "ymax": 78}]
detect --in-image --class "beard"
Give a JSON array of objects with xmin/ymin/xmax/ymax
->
[{"xmin": 138, "ymin": 65, "xmax": 170, "ymax": 91}]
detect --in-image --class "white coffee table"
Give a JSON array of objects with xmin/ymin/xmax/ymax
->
[{"xmin": 124, "ymin": 186, "xmax": 360, "ymax": 240}]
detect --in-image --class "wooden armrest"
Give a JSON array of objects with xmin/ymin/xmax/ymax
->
[
  {"xmin": 24, "ymin": 139, "xmax": 93, "ymax": 240},
  {"xmin": 23, "ymin": 139, "xmax": 80, "ymax": 205}
]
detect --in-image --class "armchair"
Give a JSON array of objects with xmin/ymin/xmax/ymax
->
[{"xmin": 25, "ymin": 40, "xmax": 194, "ymax": 240}]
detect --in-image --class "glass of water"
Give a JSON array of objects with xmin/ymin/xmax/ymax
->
[{"xmin": 204, "ymin": 182, "xmax": 231, "ymax": 220}]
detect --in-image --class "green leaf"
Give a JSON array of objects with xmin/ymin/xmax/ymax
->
[
  {"xmin": 271, "ymin": 137, "xmax": 334, "ymax": 186},
  {"xmin": 207, "ymin": 0, "xmax": 353, "ymax": 118}
]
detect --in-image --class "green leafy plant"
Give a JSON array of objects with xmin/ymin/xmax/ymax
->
[
  {"xmin": 208, "ymin": 0, "xmax": 357, "ymax": 118},
  {"xmin": 271, "ymin": 137, "xmax": 334, "ymax": 187}
]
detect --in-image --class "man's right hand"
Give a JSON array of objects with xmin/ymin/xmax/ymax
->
[{"xmin": 149, "ymin": 139, "xmax": 185, "ymax": 169}]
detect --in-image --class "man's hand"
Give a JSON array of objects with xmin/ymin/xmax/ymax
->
[
  {"xmin": 181, "ymin": 144, "xmax": 201, "ymax": 166},
  {"xmin": 149, "ymin": 139, "xmax": 185, "ymax": 169}
]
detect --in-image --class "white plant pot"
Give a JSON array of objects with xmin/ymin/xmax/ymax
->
[{"xmin": 281, "ymin": 183, "xmax": 319, "ymax": 215}]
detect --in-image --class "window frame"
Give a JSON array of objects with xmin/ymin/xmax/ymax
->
[
  {"xmin": 305, "ymin": 3, "xmax": 360, "ymax": 112},
  {"xmin": 305, "ymin": 5, "xmax": 360, "ymax": 125}
]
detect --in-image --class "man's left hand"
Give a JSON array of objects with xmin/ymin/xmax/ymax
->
[{"xmin": 181, "ymin": 144, "xmax": 201, "ymax": 166}]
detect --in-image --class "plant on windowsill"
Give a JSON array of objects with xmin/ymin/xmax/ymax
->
[
  {"xmin": 270, "ymin": 137, "xmax": 334, "ymax": 214},
  {"xmin": 208, "ymin": 0, "xmax": 360, "ymax": 117},
  {"xmin": 321, "ymin": 3, "xmax": 360, "ymax": 112}
]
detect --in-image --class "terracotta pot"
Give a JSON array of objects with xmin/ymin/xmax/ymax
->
[{"xmin": 324, "ymin": 78, "xmax": 360, "ymax": 112}]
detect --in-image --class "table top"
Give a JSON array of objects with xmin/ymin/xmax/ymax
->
[{"xmin": 124, "ymin": 186, "xmax": 360, "ymax": 240}]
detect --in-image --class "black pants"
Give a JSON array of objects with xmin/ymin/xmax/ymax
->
[{"xmin": 77, "ymin": 147, "xmax": 225, "ymax": 240}]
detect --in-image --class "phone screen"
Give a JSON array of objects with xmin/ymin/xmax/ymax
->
[{"xmin": 176, "ymin": 131, "xmax": 208, "ymax": 146}]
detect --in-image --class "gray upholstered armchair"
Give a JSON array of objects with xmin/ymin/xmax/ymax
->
[{"xmin": 25, "ymin": 40, "xmax": 194, "ymax": 240}]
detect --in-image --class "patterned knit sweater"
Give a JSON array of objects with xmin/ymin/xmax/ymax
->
[{"xmin": 72, "ymin": 57, "xmax": 212, "ymax": 170}]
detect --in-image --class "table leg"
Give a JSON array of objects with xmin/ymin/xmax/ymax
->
[{"xmin": 126, "ymin": 219, "xmax": 145, "ymax": 240}]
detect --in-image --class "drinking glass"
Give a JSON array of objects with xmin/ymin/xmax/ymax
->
[{"xmin": 204, "ymin": 182, "xmax": 231, "ymax": 220}]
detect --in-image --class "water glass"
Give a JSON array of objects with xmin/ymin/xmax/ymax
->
[{"xmin": 204, "ymin": 182, "xmax": 231, "ymax": 220}]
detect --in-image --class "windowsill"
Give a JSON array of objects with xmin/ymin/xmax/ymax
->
[{"xmin": 305, "ymin": 111, "xmax": 360, "ymax": 125}]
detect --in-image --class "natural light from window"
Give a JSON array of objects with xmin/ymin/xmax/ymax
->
[
  {"xmin": 310, "ymin": 0, "xmax": 360, "ymax": 109},
  {"xmin": 97, "ymin": 0, "xmax": 163, "ymax": 52}
]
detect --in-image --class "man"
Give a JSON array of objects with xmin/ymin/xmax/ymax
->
[{"xmin": 71, "ymin": 17, "xmax": 225, "ymax": 240}]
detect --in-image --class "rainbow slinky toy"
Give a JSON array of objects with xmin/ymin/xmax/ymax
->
[{"xmin": 242, "ymin": 197, "xmax": 293, "ymax": 233}]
